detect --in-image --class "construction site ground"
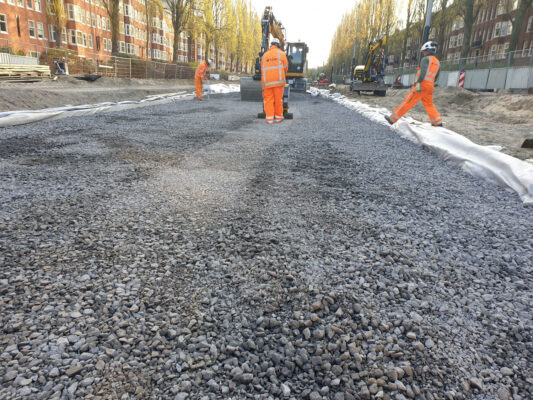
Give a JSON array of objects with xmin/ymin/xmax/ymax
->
[
  {"xmin": 0, "ymin": 76, "xmax": 195, "ymax": 112},
  {"xmin": 1, "ymin": 91, "xmax": 532, "ymax": 399},
  {"xmin": 330, "ymin": 84, "xmax": 533, "ymax": 161}
]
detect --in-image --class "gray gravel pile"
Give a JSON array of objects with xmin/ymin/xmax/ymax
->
[{"xmin": 1, "ymin": 93, "xmax": 532, "ymax": 400}]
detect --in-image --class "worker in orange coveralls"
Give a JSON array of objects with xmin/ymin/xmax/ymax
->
[
  {"xmin": 261, "ymin": 38, "xmax": 288, "ymax": 124},
  {"xmin": 386, "ymin": 41, "xmax": 443, "ymax": 127},
  {"xmin": 195, "ymin": 59, "xmax": 212, "ymax": 100}
]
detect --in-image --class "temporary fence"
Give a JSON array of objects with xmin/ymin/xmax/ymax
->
[{"xmin": 0, "ymin": 38, "xmax": 195, "ymax": 79}]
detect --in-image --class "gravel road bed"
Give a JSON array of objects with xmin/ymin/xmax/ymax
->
[{"xmin": 1, "ymin": 93, "xmax": 531, "ymax": 400}]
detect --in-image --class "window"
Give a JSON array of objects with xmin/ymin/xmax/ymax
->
[
  {"xmin": 493, "ymin": 22, "xmax": 501, "ymax": 38},
  {"xmin": 62, "ymin": 27, "xmax": 66, "ymax": 42},
  {"xmin": 527, "ymin": 16, "xmax": 532, "ymax": 32},
  {"xmin": 67, "ymin": 4, "xmax": 75, "ymax": 20},
  {"xmin": 496, "ymin": 3, "xmax": 505, "ymax": 16},
  {"xmin": 28, "ymin": 50, "xmax": 39, "ymax": 57},
  {"xmin": 119, "ymin": 40, "xmax": 125, "ymax": 53},
  {"xmin": 490, "ymin": 44, "xmax": 498, "ymax": 55},
  {"xmin": 69, "ymin": 29, "xmax": 76, "ymax": 44},
  {"xmin": 0, "ymin": 14, "xmax": 7, "ymax": 33},
  {"xmin": 37, "ymin": 22, "xmax": 44, "ymax": 39},
  {"xmin": 106, "ymin": 18, "xmax": 110, "ymax": 30},
  {"xmin": 457, "ymin": 33, "xmax": 463, "ymax": 47},
  {"xmin": 501, "ymin": 20, "xmax": 512, "ymax": 36},
  {"xmin": 49, "ymin": 24, "xmax": 55, "ymax": 41},
  {"xmin": 96, "ymin": 35, "xmax": 100, "ymax": 50},
  {"xmin": 28, "ymin": 20, "xmax": 35, "ymax": 38},
  {"xmin": 523, "ymin": 41, "xmax": 529, "ymax": 56},
  {"xmin": 27, "ymin": 0, "xmax": 32, "ymax": 9},
  {"xmin": 76, "ymin": 30, "xmax": 84, "ymax": 46},
  {"xmin": 34, "ymin": 0, "xmax": 40, "ymax": 11},
  {"xmin": 17, "ymin": 0, "xmax": 23, "ymax": 6},
  {"xmin": 92, "ymin": 13, "xmax": 96, "ymax": 27},
  {"xmin": 97, "ymin": 15, "xmax": 101, "ymax": 29}
]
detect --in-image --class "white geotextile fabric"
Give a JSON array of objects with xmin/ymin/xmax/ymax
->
[
  {"xmin": 310, "ymin": 88, "xmax": 533, "ymax": 205},
  {"xmin": 0, "ymin": 83, "xmax": 239, "ymax": 128}
]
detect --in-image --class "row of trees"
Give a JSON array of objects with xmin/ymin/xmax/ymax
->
[
  {"xmin": 325, "ymin": 0, "xmax": 533, "ymax": 75},
  {"xmin": 45, "ymin": 0, "xmax": 262, "ymax": 70}
]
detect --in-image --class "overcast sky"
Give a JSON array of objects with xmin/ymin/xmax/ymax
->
[{"xmin": 249, "ymin": 1, "xmax": 410, "ymax": 68}]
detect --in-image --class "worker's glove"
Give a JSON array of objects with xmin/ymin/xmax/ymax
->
[{"xmin": 415, "ymin": 82, "xmax": 421, "ymax": 92}]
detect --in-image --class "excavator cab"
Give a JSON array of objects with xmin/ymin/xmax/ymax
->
[{"xmin": 286, "ymin": 42, "xmax": 308, "ymax": 92}]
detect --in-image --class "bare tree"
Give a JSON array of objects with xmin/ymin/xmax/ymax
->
[
  {"xmin": 46, "ymin": 0, "xmax": 67, "ymax": 48},
  {"xmin": 102, "ymin": 0, "xmax": 121, "ymax": 56},
  {"xmin": 166, "ymin": 0, "xmax": 196, "ymax": 63},
  {"xmin": 509, "ymin": 0, "xmax": 533, "ymax": 52}
]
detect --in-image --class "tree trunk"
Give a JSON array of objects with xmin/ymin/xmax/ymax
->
[
  {"xmin": 173, "ymin": 29, "xmax": 181, "ymax": 63},
  {"xmin": 509, "ymin": 0, "xmax": 533, "ymax": 52},
  {"xmin": 460, "ymin": 0, "xmax": 480, "ymax": 59},
  {"xmin": 55, "ymin": 23, "xmax": 62, "ymax": 48},
  {"xmin": 110, "ymin": 0, "xmax": 120, "ymax": 56},
  {"xmin": 437, "ymin": 0, "xmax": 448, "ymax": 59}
]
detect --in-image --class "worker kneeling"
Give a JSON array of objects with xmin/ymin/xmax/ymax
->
[
  {"xmin": 386, "ymin": 41, "xmax": 443, "ymax": 127},
  {"xmin": 195, "ymin": 59, "xmax": 212, "ymax": 101},
  {"xmin": 261, "ymin": 38, "xmax": 288, "ymax": 124}
]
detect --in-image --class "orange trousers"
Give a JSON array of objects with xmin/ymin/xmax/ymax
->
[
  {"xmin": 390, "ymin": 84, "xmax": 442, "ymax": 126},
  {"xmin": 195, "ymin": 77, "xmax": 203, "ymax": 100},
  {"xmin": 263, "ymin": 86, "xmax": 284, "ymax": 123}
]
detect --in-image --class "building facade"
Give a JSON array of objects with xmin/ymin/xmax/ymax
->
[{"xmin": 0, "ymin": 0, "xmax": 195, "ymax": 63}]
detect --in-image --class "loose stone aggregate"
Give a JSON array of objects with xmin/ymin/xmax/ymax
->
[{"xmin": 0, "ymin": 93, "xmax": 532, "ymax": 399}]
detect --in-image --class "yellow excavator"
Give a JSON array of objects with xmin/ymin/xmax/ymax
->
[
  {"xmin": 350, "ymin": 35, "xmax": 388, "ymax": 96},
  {"xmin": 240, "ymin": 6, "xmax": 309, "ymax": 119}
]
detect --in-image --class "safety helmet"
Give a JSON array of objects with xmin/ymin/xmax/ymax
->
[
  {"xmin": 206, "ymin": 59, "xmax": 212, "ymax": 66},
  {"xmin": 270, "ymin": 38, "xmax": 281, "ymax": 47},
  {"xmin": 421, "ymin": 41, "xmax": 437, "ymax": 54}
]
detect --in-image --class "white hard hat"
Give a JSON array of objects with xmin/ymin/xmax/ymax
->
[
  {"xmin": 421, "ymin": 41, "xmax": 437, "ymax": 54},
  {"xmin": 270, "ymin": 38, "xmax": 281, "ymax": 47},
  {"xmin": 206, "ymin": 59, "xmax": 212, "ymax": 66}
]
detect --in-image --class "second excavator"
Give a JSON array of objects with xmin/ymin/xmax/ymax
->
[{"xmin": 240, "ymin": 6, "xmax": 309, "ymax": 119}]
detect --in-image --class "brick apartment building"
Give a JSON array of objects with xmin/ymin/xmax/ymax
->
[
  {"xmin": 443, "ymin": 0, "xmax": 533, "ymax": 62},
  {"xmin": 0, "ymin": 0, "xmax": 223, "ymax": 66}
]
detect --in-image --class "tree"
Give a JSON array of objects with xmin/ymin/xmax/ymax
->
[
  {"xmin": 509, "ymin": 0, "xmax": 533, "ymax": 52},
  {"xmin": 46, "ymin": 0, "xmax": 67, "ymax": 48},
  {"xmin": 401, "ymin": 0, "xmax": 415, "ymax": 65},
  {"xmin": 145, "ymin": 0, "xmax": 164, "ymax": 60},
  {"xmin": 166, "ymin": 0, "xmax": 196, "ymax": 63},
  {"xmin": 457, "ymin": 0, "xmax": 487, "ymax": 58},
  {"xmin": 102, "ymin": 0, "xmax": 121, "ymax": 56}
]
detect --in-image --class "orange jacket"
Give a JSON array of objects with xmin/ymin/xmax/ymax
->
[
  {"xmin": 415, "ymin": 55, "xmax": 440, "ymax": 90},
  {"xmin": 260, "ymin": 46, "xmax": 288, "ymax": 89},
  {"xmin": 195, "ymin": 61, "xmax": 209, "ymax": 81}
]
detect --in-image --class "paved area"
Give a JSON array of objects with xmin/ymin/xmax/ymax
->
[{"xmin": 1, "ymin": 93, "xmax": 532, "ymax": 399}]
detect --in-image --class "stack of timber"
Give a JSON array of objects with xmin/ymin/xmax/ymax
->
[{"xmin": 0, "ymin": 64, "xmax": 51, "ymax": 81}]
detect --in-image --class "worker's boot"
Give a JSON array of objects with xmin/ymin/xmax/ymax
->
[
  {"xmin": 432, "ymin": 122, "xmax": 443, "ymax": 127},
  {"xmin": 384, "ymin": 115, "xmax": 394, "ymax": 125}
]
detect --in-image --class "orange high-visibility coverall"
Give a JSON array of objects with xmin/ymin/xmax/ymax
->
[
  {"xmin": 261, "ymin": 46, "xmax": 288, "ymax": 123},
  {"xmin": 195, "ymin": 61, "xmax": 209, "ymax": 100},
  {"xmin": 390, "ymin": 55, "xmax": 442, "ymax": 126}
]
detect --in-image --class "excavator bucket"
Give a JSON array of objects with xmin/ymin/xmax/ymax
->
[{"xmin": 240, "ymin": 77, "xmax": 263, "ymax": 101}]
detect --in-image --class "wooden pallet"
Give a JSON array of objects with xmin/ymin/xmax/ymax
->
[{"xmin": 0, "ymin": 64, "xmax": 51, "ymax": 81}]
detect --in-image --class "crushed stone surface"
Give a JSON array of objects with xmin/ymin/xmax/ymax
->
[{"xmin": 0, "ymin": 93, "xmax": 532, "ymax": 399}]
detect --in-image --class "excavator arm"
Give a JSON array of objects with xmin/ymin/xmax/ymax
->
[{"xmin": 362, "ymin": 36, "xmax": 387, "ymax": 77}]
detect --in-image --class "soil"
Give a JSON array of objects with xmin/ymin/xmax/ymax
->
[
  {"xmin": 0, "ymin": 76, "xmax": 195, "ymax": 112},
  {"xmin": 331, "ymin": 84, "xmax": 533, "ymax": 161}
]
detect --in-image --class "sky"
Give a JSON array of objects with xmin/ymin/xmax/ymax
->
[
  {"xmin": 249, "ymin": 1, "xmax": 410, "ymax": 68},
  {"xmin": 249, "ymin": 0, "xmax": 359, "ymax": 68}
]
